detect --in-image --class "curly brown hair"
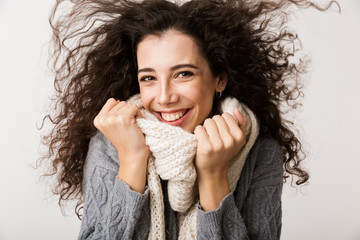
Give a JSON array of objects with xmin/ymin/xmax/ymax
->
[{"xmin": 39, "ymin": 0, "xmax": 339, "ymax": 217}]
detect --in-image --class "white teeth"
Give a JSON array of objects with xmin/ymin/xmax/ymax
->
[{"xmin": 161, "ymin": 111, "xmax": 185, "ymax": 122}]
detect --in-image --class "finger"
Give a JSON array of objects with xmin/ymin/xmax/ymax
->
[
  {"xmin": 233, "ymin": 108, "xmax": 248, "ymax": 134},
  {"xmin": 119, "ymin": 103, "xmax": 140, "ymax": 117},
  {"xmin": 194, "ymin": 125, "xmax": 212, "ymax": 151},
  {"xmin": 111, "ymin": 103, "xmax": 140, "ymax": 125},
  {"xmin": 203, "ymin": 118, "xmax": 223, "ymax": 150},
  {"xmin": 194, "ymin": 125, "xmax": 209, "ymax": 141},
  {"xmin": 212, "ymin": 115, "xmax": 233, "ymax": 147},
  {"xmin": 222, "ymin": 112, "xmax": 240, "ymax": 131},
  {"xmin": 98, "ymin": 98, "xmax": 119, "ymax": 116},
  {"xmin": 107, "ymin": 101, "xmax": 127, "ymax": 115},
  {"xmin": 222, "ymin": 112, "xmax": 243, "ymax": 142}
]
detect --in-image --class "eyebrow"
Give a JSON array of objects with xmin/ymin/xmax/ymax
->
[{"xmin": 138, "ymin": 64, "xmax": 199, "ymax": 75}]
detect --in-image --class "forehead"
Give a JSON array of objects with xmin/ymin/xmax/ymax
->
[{"xmin": 136, "ymin": 30, "xmax": 206, "ymax": 67}]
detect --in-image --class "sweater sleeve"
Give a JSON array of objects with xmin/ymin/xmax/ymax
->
[
  {"xmin": 196, "ymin": 136, "xmax": 283, "ymax": 240},
  {"xmin": 78, "ymin": 131, "xmax": 150, "ymax": 240}
]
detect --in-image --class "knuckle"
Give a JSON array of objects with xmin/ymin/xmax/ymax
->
[
  {"xmin": 118, "ymin": 101, "xmax": 126, "ymax": 106},
  {"xmin": 104, "ymin": 115, "xmax": 118, "ymax": 125},
  {"xmin": 222, "ymin": 112, "xmax": 235, "ymax": 123},
  {"xmin": 194, "ymin": 125, "xmax": 203, "ymax": 134},
  {"xmin": 203, "ymin": 118, "xmax": 211, "ymax": 124},
  {"xmin": 102, "ymin": 116, "xmax": 113, "ymax": 125},
  {"xmin": 195, "ymin": 125, "xmax": 202, "ymax": 131},
  {"xmin": 129, "ymin": 104, "xmax": 138, "ymax": 112},
  {"xmin": 203, "ymin": 118, "xmax": 213, "ymax": 126},
  {"xmin": 212, "ymin": 115, "xmax": 222, "ymax": 121},
  {"xmin": 222, "ymin": 112, "xmax": 231, "ymax": 118},
  {"xmin": 115, "ymin": 115, "xmax": 128, "ymax": 125},
  {"xmin": 97, "ymin": 118, "xmax": 108, "ymax": 130},
  {"xmin": 106, "ymin": 98, "xmax": 116, "ymax": 104},
  {"xmin": 234, "ymin": 133, "xmax": 243, "ymax": 144},
  {"xmin": 212, "ymin": 141, "xmax": 223, "ymax": 152},
  {"xmin": 93, "ymin": 116, "xmax": 99, "ymax": 127},
  {"xmin": 235, "ymin": 131, "xmax": 246, "ymax": 146},
  {"xmin": 223, "ymin": 137, "xmax": 234, "ymax": 149}
]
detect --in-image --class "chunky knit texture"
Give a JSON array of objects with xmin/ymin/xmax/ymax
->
[
  {"xmin": 126, "ymin": 94, "xmax": 259, "ymax": 240},
  {"xmin": 78, "ymin": 133, "xmax": 283, "ymax": 239},
  {"xmin": 78, "ymin": 96, "xmax": 284, "ymax": 239}
]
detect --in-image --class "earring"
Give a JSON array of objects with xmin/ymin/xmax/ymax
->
[
  {"xmin": 216, "ymin": 81, "xmax": 226, "ymax": 98},
  {"xmin": 216, "ymin": 91, "xmax": 222, "ymax": 98}
]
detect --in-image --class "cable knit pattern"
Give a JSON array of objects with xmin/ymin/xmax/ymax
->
[
  {"xmin": 126, "ymin": 94, "xmax": 259, "ymax": 240},
  {"xmin": 79, "ymin": 133, "xmax": 151, "ymax": 240},
  {"xmin": 78, "ymin": 131, "xmax": 283, "ymax": 239}
]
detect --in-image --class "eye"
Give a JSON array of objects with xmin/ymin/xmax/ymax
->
[
  {"xmin": 176, "ymin": 71, "xmax": 194, "ymax": 78},
  {"xmin": 139, "ymin": 76, "xmax": 156, "ymax": 82}
]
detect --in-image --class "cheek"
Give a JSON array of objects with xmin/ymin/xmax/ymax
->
[
  {"xmin": 187, "ymin": 82, "xmax": 215, "ymax": 113},
  {"xmin": 139, "ymin": 87, "xmax": 152, "ymax": 110}
]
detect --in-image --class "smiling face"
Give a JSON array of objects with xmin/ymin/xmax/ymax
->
[{"xmin": 136, "ymin": 30, "xmax": 226, "ymax": 132}]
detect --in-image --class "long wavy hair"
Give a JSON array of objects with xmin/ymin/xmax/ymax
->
[{"xmin": 39, "ymin": 0, "xmax": 339, "ymax": 217}]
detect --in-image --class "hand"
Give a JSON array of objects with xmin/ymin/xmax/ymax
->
[
  {"xmin": 194, "ymin": 108, "xmax": 248, "ymax": 177},
  {"xmin": 93, "ymin": 98, "xmax": 149, "ymax": 192},
  {"xmin": 194, "ymin": 108, "xmax": 248, "ymax": 211}
]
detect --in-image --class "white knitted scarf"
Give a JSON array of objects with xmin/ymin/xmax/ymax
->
[{"xmin": 127, "ymin": 94, "xmax": 259, "ymax": 240}]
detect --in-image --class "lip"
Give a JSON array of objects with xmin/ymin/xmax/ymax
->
[{"xmin": 155, "ymin": 108, "xmax": 192, "ymax": 126}]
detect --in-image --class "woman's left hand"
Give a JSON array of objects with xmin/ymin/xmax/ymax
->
[
  {"xmin": 194, "ymin": 108, "xmax": 248, "ymax": 211},
  {"xmin": 194, "ymin": 108, "xmax": 248, "ymax": 177}
]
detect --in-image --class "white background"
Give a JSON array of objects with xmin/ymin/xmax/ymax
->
[{"xmin": 0, "ymin": 0, "xmax": 359, "ymax": 239}]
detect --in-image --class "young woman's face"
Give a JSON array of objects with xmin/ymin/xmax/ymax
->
[{"xmin": 137, "ymin": 30, "xmax": 223, "ymax": 132}]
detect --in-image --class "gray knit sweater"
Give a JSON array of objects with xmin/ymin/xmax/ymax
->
[{"xmin": 78, "ymin": 131, "xmax": 283, "ymax": 240}]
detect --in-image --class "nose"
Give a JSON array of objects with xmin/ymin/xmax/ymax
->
[{"xmin": 157, "ymin": 79, "xmax": 178, "ymax": 105}]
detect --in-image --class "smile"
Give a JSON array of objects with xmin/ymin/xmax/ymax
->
[
  {"xmin": 157, "ymin": 109, "xmax": 191, "ymax": 126},
  {"xmin": 161, "ymin": 110, "xmax": 187, "ymax": 121}
]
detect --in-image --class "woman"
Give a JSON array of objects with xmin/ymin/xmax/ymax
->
[{"xmin": 40, "ymin": 0, "xmax": 338, "ymax": 239}]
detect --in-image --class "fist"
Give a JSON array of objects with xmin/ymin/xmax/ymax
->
[
  {"xmin": 94, "ymin": 98, "xmax": 149, "ymax": 165},
  {"xmin": 194, "ymin": 108, "xmax": 248, "ymax": 176}
]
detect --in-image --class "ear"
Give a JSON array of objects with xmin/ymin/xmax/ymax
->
[{"xmin": 215, "ymin": 72, "xmax": 228, "ymax": 92}]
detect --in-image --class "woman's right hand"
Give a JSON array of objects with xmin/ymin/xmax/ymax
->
[{"xmin": 93, "ymin": 98, "xmax": 149, "ymax": 193}]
